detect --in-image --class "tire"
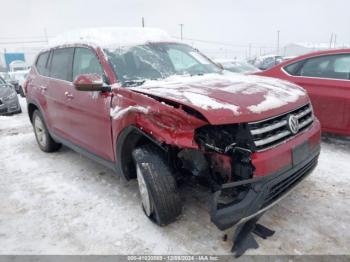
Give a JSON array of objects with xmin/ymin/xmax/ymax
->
[
  {"xmin": 132, "ymin": 144, "xmax": 182, "ymax": 226},
  {"xmin": 32, "ymin": 110, "xmax": 61, "ymax": 152},
  {"xmin": 19, "ymin": 86, "xmax": 25, "ymax": 97}
]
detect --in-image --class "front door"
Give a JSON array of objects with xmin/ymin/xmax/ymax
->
[{"xmin": 64, "ymin": 47, "xmax": 114, "ymax": 161}]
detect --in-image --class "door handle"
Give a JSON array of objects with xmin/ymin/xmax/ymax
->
[{"xmin": 64, "ymin": 91, "xmax": 74, "ymax": 99}]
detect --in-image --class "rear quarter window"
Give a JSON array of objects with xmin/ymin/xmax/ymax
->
[
  {"xmin": 283, "ymin": 61, "xmax": 304, "ymax": 75},
  {"xmin": 36, "ymin": 52, "xmax": 50, "ymax": 76}
]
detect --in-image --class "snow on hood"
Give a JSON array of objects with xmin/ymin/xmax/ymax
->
[
  {"xmin": 130, "ymin": 71, "xmax": 308, "ymax": 124},
  {"xmin": 49, "ymin": 27, "xmax": 173, "ymax": 48}
]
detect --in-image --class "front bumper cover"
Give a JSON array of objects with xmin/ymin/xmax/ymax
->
[
  {"xmin": 210, "ymin": 145, "xmax": 320, "ymax": 230},
  {"xmin": 0, "ymin": 97, "xmax": 21, "ymax": 115}
]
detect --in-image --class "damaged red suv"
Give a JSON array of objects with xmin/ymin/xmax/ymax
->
[{"xmin": 25, "ymin": 28, "xmax": 321, "ymax": 233}]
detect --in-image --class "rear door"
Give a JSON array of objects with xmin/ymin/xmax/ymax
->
[
  {"xmin": 284, "ymin": 54, "xmax": 350, "ymax": 134},
  {"xmin": 46, "ymin": 47, "xmax": 75, "ymax": 139},
  {"xmin": 64, "ymin": 47, "xmax": 114, "ymax": 161},
  {"xmin": 29, "ymin": 51, "xmax": 51, "ymax": 124}
]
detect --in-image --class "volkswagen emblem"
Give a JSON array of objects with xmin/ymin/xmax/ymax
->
[{"xmin": 287, "ymin": 115, "xmax": 299, "ymax": 134}]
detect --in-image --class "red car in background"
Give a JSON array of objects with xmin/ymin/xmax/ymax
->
[{"xmin": 255, "ymin": 49, "xmax": 350, "ymax": 136}]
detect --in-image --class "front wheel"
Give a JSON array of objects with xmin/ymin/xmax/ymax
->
[{"xmin": 132, "ymin": 144, "xmax": 182, "ymax": 226}]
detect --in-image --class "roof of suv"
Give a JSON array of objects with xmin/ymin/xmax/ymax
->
[
  {"xmin": 49, "ymin": 27, "xmax": 174, "ymax": 49},
  {"xmin": 276, "ymin": 48, "xmax": 350, "ymax": 69}
]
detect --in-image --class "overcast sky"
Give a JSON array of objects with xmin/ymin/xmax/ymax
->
[{"xmin": 1, "ymin": 0, "xmax": 349, "ymax": 56}]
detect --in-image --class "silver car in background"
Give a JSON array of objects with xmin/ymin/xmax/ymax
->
[{"xmin": 0, "ymin": 76, "xmax": 21, "ymax": 115}]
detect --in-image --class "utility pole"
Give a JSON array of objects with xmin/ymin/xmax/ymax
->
[
  {"xmin": 142, "ymin": 17, "xmax": 145, "ymax": 28},
  {"xmin": 44, "ymin": 28, "xmax": 48, "ymax": 44},
  {"xmin": 179, "ymin": 24, "xmax": 183, "ymax": 40},
  {"xmin": 276, "ymin": 30, "xmax": 280, "ymax": 55},
  {"xmin": 334, "ymin": 34, "xmax": 337, "ymax": 48},
  {"xmin": 248, "ymin": 43, "xmax": 252, "ymax": 59},
  {"xmin": 329, "ymin": 33, "xmax": 334, "ymax": 48}
]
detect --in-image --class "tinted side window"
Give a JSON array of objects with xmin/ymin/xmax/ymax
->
[
  {"xmin": 49, "ymin": 48, "xmax": 74, "ymax": 81},
  {"xmin": 0, "ymin": 77, "xmax": 5, "ymax": 84},
  {"xmin": 72, "ymin": 48, "xmax": 103, "ymax": 81},
  {"xmin": 300, "ymin": 54, "xmax": 350, "ymax": 80},
  {"xmin": 36, "ymin": 52, "xmax": 50, "ymax": 76},
  {"xmin": 333, "ymin": 56, "xmax": 350, "ymax": 75}
]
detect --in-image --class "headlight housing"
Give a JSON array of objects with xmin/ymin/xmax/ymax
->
[{"xmin": 4, "ymin": 92, "xmax": 17, "ymax": 101}]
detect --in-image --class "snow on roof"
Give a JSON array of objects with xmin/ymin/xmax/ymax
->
[{"xmin": 49, "ymin": 27, "xmax": 174, "ymax": 48}]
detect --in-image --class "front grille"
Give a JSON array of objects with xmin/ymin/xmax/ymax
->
[
  {"xmin": 262, "ymin": 155, "xmax": 318, "ymax": 207},
  {"xmin": 249, "ymin": 103, "xmax": 314, "ymax": 151}
]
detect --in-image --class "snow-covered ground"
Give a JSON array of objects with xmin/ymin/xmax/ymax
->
[{"xmin": 0, "ymin": 96, "xmax": 349, "ymax": 255}]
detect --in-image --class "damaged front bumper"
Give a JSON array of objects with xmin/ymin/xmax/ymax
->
[{"xmin": 210, "ymin": 145, "xmax": 320, "ymax": 230}]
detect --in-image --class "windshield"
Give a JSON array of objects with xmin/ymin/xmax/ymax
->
[
  {"xmin": 105, "ymin": 43, "xmax": 221, "ymax": 86},
  {"xmin": 0, "ymin": 73, "xmax": 10, "ymax": 81}
]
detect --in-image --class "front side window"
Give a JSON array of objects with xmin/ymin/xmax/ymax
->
[
  {"xmin": 105, "ymin": 43, "xmax": 220, "ymax": 86},
  {"xmin": 333, "ymin": 56, "xmax": 350, "ymax": 74},
  {"xmin": 49, "ymin": 48, "xmax": 74, "ymax": 81},
  {"xmin": 36, "ymin": 51, "xmax": 49, "ymax": 76},
  {"xmin": 72, "ymin": 48, "xmax": 104, "ymax": 81},
  {"xmin": 300, "ymin": 54, "xmax": 350, "ymax": 80},
  {"xmin": 0, "ymin": 77, "xmax": 5, "ymax": 85}
]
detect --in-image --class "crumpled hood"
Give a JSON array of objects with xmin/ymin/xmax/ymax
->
[{"xmin": 131, "ymin": 72, "xmax": 309, "ymax": 124}]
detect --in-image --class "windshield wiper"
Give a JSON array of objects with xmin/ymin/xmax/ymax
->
[{"xmin": 123, "ymin": 80, "xmax": 146, "ymax": 87}]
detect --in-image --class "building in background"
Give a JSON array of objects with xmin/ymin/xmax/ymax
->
[{"xmin": 282, "ymin": 42, "xmax": 350, "ymax": 57}]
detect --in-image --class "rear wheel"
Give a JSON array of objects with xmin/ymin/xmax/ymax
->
[
  {"xmin": 33, "ymin": 110, "xmax": 61, "ymax": 152},
  {"xmin": 132, "ymin": 144, "xmax": 182, "ymax": 226}
]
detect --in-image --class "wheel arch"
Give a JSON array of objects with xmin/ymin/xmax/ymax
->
[
  {"xmin": 116, "ymin": 125, "xmax": 166, "ymax": 180},
  {"xmin": 27, "ymin": 102, "xmax": 40, "ymax": 123}
]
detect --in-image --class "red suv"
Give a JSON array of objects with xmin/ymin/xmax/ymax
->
[
  {"xmin": 25, "ymin": 28, "xmax": 321, "ymax": 232},
  {"xmin": 256, "ymin": 49, "xmax": 350, "ymax": 136}
]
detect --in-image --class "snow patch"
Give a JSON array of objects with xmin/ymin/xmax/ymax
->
[
  {"xmin": 110, "ymin": 105, "xmax": 149, "ymax": 119},
  {"xmin": 249, "ymin": 95, "xmax": 292, "ymax": 113},
  {"xmin": 183, "ymin": 92, "xmax": 240, "ymax": 115}
]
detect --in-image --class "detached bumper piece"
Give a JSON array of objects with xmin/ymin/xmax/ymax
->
[
  {"xmin": 230, "ymin": 214, "xmax": 275, "ymax": 257},
  {"xmin": 210, "ymin": 146, "xmax": 320, "ymax": 256}
]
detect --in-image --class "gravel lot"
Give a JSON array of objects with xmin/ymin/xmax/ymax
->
[{"xmin": 0, "ymin": 96, "xmax": 349, "ymax": 255}]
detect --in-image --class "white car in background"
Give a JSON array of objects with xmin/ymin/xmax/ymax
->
[
  {"xmin": 216, "ymin": 59, "xmax": 260, "ymax": 74},
  {"xmin": 9, "ymin": 69, "xmax": 29, "ymax": 97}
]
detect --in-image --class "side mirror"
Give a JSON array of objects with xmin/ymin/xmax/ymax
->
[{"xmin": 73, "ymin": 74, "xmax": 110, "ymax": 92}]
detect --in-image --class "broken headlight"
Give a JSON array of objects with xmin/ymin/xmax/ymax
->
[{"xmin": 194, "ymin": 124, "xmax": 239, "ymax": 154}]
